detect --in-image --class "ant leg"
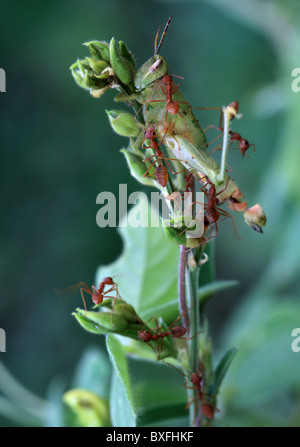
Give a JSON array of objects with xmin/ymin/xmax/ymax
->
[
  {"xmin": 142, "ymin": 158, "xmax": 159, "ymax": 178},
  {"xmin": 216, "ymin": 208, "xmax": 240, "ymax": 239},
  {"xmin": 214, "ymin": 177, "xmax": 230, "ymax": 197},
  {"xmin": 80, "ymin": 287, "xmax": 92, "ymax": 313}
]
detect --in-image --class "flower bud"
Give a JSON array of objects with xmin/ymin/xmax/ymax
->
[
  {"xmin": 109, "ymin": 37, "xmax": 134, "ymax": 86},
  {"xmin": 63, "ymin": 389, "xmax": 110, "ymax": 427},
  {"xmin": 70, "ymin": 61, "xmax": 90, "ymax": 91},
  {"xmin": 162, "ymin": 217, "xmax": 190, "ymax": 246},
  {"xmin": 86, "ymin": 58, "xmax": 110, "ymax": 78},
  {"xmin": 106, "ymin": 110, "xmax": 140, "ymax": 137},
  {"xmin": 94, "ymin": 298, "xmax": 140, "ymax": 325},
  {"xmin": 120, "ymin": 148, "xmax": 157, "ymax": 187},
  {"xmin": 84, "ymin": 40, "xmax": 110, "ymax": 63},
  {"xmin": 243, "ymin": 204, "xmax": 267, "ymax": 232},
  {"xmin": 74, "ymin": 308, "xmax": 128, "ymax": 334},
  {"xmin": 70, "ymin": 59, "xmax": 107, "ymax": 92},
  {"xmin": 90, "ymin": 85, "xmax": 110, "ymax": 98},
  {"xmin": 119, "ymin": 41, "xmax": 136, "ymax": 72}
]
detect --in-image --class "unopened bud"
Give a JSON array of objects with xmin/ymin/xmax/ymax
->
[
  {"xmin": 109, "ymin": 37, "xmax": 134, "ymax": 86},
  {"xmin": 73, "ymin": 308, "xmax": 128, "ymax": 334},
  {"xmin": 119, "ymin": 41, "xmax": 136, "ymax": 72},
  {"xmin": 63, "ymin": 389, "xmax": 110, "ymax": 427},
  {"xmin": 84, "ymin": 40, "xmax": 110, "ymax": 63},
  {"xmin": 121, "ymin": 148, "xmax": 157, "ymax": 187},
  {"xmin": 86, "ymin": 58, "xmax": 110, "ymax": 78},
  {"xmin": 106, "ymin": 110, "xmax": 140, "ymax": 137}
]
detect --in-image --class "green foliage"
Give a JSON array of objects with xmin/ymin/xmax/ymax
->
[{"xmin": 2, "ymin": 0, "xmax": 300, "ymax": 429}]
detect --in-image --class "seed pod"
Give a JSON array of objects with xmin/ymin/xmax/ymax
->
[
  {"xmin": 74, "ymin": 309, "xmax": 128, "ymax": 333},
  {"xmin": 84, "ymin": 40, "xmax": 110, "ymax": 63},
  {"xmin": 106, "ymin": 110, "xmax": 140, "ymax": 137},
  {"xmin": 86, "ymin": 58, "xmax": 110, "ymax": 78},
  {"xmin": 121, "ymin": 148, "xmax": 157, "ymax": 187},
  {"xmin": 109, "ymin": 37, "xmax": 134, "ymax": 86},
  {"xmin": 70, "ymin": 60, "xmax": 90, "ymax": 91},
  {"xmin": 119, "ymin": 41, "xmax": 136, "ymax": 72},
  {"xmin": 63, "ymin": 389, "xmax": 110, "ymax": 427}
]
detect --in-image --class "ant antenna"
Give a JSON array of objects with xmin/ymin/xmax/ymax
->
[{"xmin": 155, "ymin": 16, "xmax": 172, "ymax": 55}]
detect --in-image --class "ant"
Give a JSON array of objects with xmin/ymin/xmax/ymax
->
[
  {"xmin": 207, "ymin": 101, "xmax": 256, "ymax": 158},
  {"xmin": 142, "ymin": 124, "xmax": 185, "ymax": 187},
  {"xmin": 201, "ymin": 176, "xmax": 238, "ymax": 238},
  {"xmin": 56, "ymin": 277, "xmax": 121, "ymax": 323},
  {"xmin": 184, "ymin": 370, "xmax": 216, "ymax": 421},
  {"xmin": 228, "ymin": 131, "xmax": 256, "ymax": 158},
  {"xmin": 138, "ymin": 307, "xmax": 198, "ymax": 359},
  {"xmin": 176, "ymin": 175, "xmax": 236, "ymax": 244},
  {"xmin": 145, "ymin": 73, "xmax": 194, "ymax": 147},
  {"xmin": 165, "ymin": 360, "xmax": 217, "ymax": 422}
]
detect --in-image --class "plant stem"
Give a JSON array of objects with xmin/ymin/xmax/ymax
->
[
  {"xmin": 184, "ymin": 248, "xmax": 201, "ymax": 427},
  {"xmin": 178, "ymin": 245, "xmax": 189, "ymax": 331},
  {"xmin": 217, "ymin": 106, "xmax": 230, "ymax": 183}
]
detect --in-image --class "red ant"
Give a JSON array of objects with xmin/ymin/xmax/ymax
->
[
  {"xmin": 55, "ymin": 277, "xmax": 121, "ymax": 322},
  {"xmin": 184, "ymin": 370, "xmax": 216, "ymax": 421},
  {"xmin": 201, "ymin": 176, "xmax": 238, "ymax": 238},
  {"xmin": 145, "ymin": 74, "xmax": 194, "ymax": 147},
  {"xmin": 138, "ymin": 308, "xmax": 198, "ymax": 359},
  {"xmin": 165, "ymin": 361, "xmax": 217, "ymax": 422},
  {"xmin": 207, "ymin": 101, "xmax": 256, "ymax": 158},
  {"xmin": 144, "ymin": 17, "xmax": 195, "ymax": 147},
  {"xmin": 228, "ymin": 131, "xmax": 256, "ymax": 158},
  {"xmin": 142, "ymin": 124, "xmax": 185, "ymax": 187},
  {"xmin": 176, "ymin": 175, "xmax": 236, "ymax": 243}
]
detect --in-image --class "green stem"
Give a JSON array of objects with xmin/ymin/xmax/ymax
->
[
  {"xmin": 185, "ymin": 251, "xmax": 201, "ymax": 427},
  {"xmin": 217, "ymin": 106, "xmax": 230, "ymax": 183}
]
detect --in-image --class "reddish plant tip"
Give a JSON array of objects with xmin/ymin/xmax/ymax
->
[{"xmin": 228, "ymin": 100, "xmax": 239, "ymax": 116}]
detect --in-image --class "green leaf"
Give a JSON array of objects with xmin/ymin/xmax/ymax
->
[
  {"xmin": 106, "ymin": 335, "xmax": 137, "ymax": 426},
  {"xmin": 210, "ymin": 347, "xmax": 238, "ymax": 396},
  {"xmin": 137, "ymin": 402, "xmax": 188, "ymax": 427},
  {"xmin": 199, "ymin": 280, "xmax": 239, "ymax": 305},
  {"xmin": 72, "ymin": 347, "xmax": 111, "ymax": 399},
  {"xmin": 220, "ymin": 296, "xmax": 300, "ymax": 419},
  {"xmin": 95, "ymin": 196, "xmax": 180, "ymax": 323}
]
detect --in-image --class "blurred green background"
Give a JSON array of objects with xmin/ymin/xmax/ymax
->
[{"xmin": 1, "ymin": 0, "xmax": 300, "ymax": 426}]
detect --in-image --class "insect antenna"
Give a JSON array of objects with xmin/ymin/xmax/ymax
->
[{"xmin": 155, "ymin": 16, "xmax": 173, "ymax": 55}]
